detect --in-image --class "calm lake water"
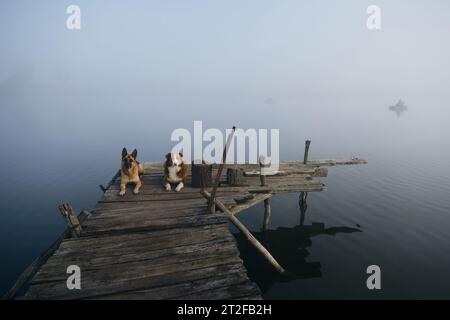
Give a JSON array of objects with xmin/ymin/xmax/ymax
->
[{"xmin": 1, "ymin": 93, "xmax": 450, "ymax": 299}]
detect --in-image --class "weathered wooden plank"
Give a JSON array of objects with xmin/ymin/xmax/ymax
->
[
  {"xmin": 229, "ymin": 193, "xmax": 272, "ymax": 215},
  {"xmin": 104, "ymin": 176, "xmax": 319, "ymax": 195},
  {"xmin": 95, "ymin": 269, "xmax": 250, "ymax": 300},
  {"xmin": 142, "ymin": 161, "xmax": 333, "ymax": 176},
  {"xmin": 287, "ymin": 158, "xmax": 368, "ymax": 166},
  {"xmin": 171, "ymin": 281, "xmax": 261, "ymax": 300},
  {"xmin": 48, "ymin": 239, "xmax": 237, "ymax": 270},
  {"xmin": 57, "ymin": 224, "xmax": 229, "ymax": 250},
  {"xmin": 32, "ymin": 252, "xmax": 242, "ymax": 286},
  {"xmin": 100, "ymin": 183, "xmax": 323, "ymax": 203},
  {"xmin": 26, "ymin": 258, "xmax": 245, "ymax": 300},
  {"xmin": 34, "ymin": 241, "xmax": 239, "ymax": 281},
  {"xmin": 93, "ymin": 198, "xmax": 208, "ymax": 211},
  {"xmin": 88, "ymin": 206, "xmax": 209, "ymax": 221},
  {"xmin": 47, "ymin": 228, "xmax": 235, "ymax": 264},
  {"xmin": 82, "ymin": 212, "xmax": 228, "ymax": 234},
  {"xmin": 91, "ymin": 205, "xmax": 205, "ymax": 215}
]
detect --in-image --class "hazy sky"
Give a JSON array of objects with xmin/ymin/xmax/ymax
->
[{"xmin": 1, "ymin": 0, "xmax": 449, "ymax": 96}]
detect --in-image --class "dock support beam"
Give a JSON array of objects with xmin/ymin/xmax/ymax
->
[
  {"xmin": 201, "ymin": 190, "xmax": 286, "ymax": 274},
  {"xmin": 58, "ymin": 203, "xmax": 82, "ymax": 238},
  {"xmin": 304, "ymin": 140, "xmax": 311, "ymax": 164},
  {"xmin": 208, "ymin": 126, "xmax": 235, "ymax": 214},
  {"xmin": 262, "ymin": 198, "xmax": 271, "ymax": 231},
  {"xmin": 259, "ymin": 155, "xmax": 272, "ymax": 231}
]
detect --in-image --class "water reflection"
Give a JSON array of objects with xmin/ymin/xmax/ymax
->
[
  {"xmin": 389, "ymin": 99, "xmax": 408, "ymax": 116},
  {"xmin": 234, "ymin": 193, "xmax": 362, "ymax": 295}
]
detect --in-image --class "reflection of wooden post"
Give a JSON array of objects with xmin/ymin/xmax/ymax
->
[
  {"xmin": 300, "ymin": 191, "xmax": 308, "ymax": 202},
  {"xmin": 303, "ymin": 140, "xmax": 311, "ymax": 164},
  {"xmin": 262, "ymin": 198, "xmax": 271, "ymax": 231},
  {"xmin": 58, "ymin": 203, "xmax": 81, "ymax": 237},
  {"xmin": 299, "ymin": 192, "xmax": 308, "ymax": 226}
]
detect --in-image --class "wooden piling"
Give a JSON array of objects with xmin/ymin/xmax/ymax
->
[
  {"xmin": 258, "ymin": 155, "xmax": 271, "ymax": 186},
  {"xmin": 262, "ymin": 199, "xmax": 271, "ymax": 231},
  {"xmin": 191, "ymin": 162, "xmax": 212, "ymax": 188},
  {"xmin": 58, "ymin": 203, "xmax": 81, "ymax": 238},
  {"xmin": 208, "ymin": 126, "xmax": 235, "ymax": 213},
  {"xmin": 303, "ymin": 140, "xmax": 311, "ymax": 164},
  {"xmin": 227, "ymin": 168, "xmax": 246, "ymax": 186}
]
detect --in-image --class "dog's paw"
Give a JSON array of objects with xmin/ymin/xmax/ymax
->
[
  {"xmin": 175, "ymin": 183, "xmax": 184, "ymax": 192},
  {"xmin": 165, "ymin": 184, "xmax": 171, "ymax": 192},
  {"xmin": 133, "ymin": 190, "xmax": 140, "ymax": 195},
  {"xmin": 119, "ymin": 191, "xmax": 125, "ymax": 197}
]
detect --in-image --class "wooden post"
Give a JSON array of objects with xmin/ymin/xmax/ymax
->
[
  {"xmin": 58, "ymin": 203, "xmax": 81, "ymax": 238},
  {"xmin": 191, "ymin": 162, "xmax": 213, "ymax": 188},
  {"xmin": 208, "ymin": 126, "xmax": 236, "ymax": 213},
  {"xmin": 303, "ymin": 140, "xmax": 311, "ymax": 164},
  {"xmin": 226, "ymin": 168, "xmax": 246, "ymax": 186},
  {"xmin": 201, "ymin": 190, "xmax": 285, "ymax": 274},
  {"xmin": 262, "ymin": 198, "xmax": 271, "ymax": 231},
  {"xmin": 259, "ymin": 169, "xmax": 266, "ymax": 187},
  {"xmin": 259, "ymin": 155, "xmax": 271, "ymax": 186}
]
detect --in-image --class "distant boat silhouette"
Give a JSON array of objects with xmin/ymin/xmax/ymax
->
[
  {"xmin": 264, "ymin": 97, "xmax": 274, "ymax": 105},
  {"xmin": 389, "ymin": 99, "xmax": 408, "ymax": 116}
]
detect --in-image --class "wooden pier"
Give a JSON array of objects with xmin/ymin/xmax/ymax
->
[{"xmin": 9, "ymin": 157, "xmax": 366, "ymax": 300}]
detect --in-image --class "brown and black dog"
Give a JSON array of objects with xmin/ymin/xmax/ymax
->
[
  {"xmin": 163, "ymin": 152, "xmax": 188, "ymax": 192},
  {"xmin": 120, "ymin": 148, "xmax": 144, "ymax": 196}
]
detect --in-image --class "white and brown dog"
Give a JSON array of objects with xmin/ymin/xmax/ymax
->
[{"xmin": 163, "ymin": 152, "xmax": 188, "ymax": 192}]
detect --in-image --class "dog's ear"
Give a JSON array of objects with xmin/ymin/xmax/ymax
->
[
  {"xmin": 122, "ymin": 148, "xmax": 128, "ymax": 158},
  {"xmin": 179, "ymin": 152, "xmax": 183, "ymax": 158},
  {"xmin": 131, "ymin": 149, "xmax": 138, "ymax": 159},
  {"xmin": 165, "ymin": 152, "xmax": 171, "ymax": 160}
]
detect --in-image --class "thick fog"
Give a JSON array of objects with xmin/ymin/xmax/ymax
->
[{"xmin": 1, "ymin": 0, "xmax": 450, "ymax": 162}]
